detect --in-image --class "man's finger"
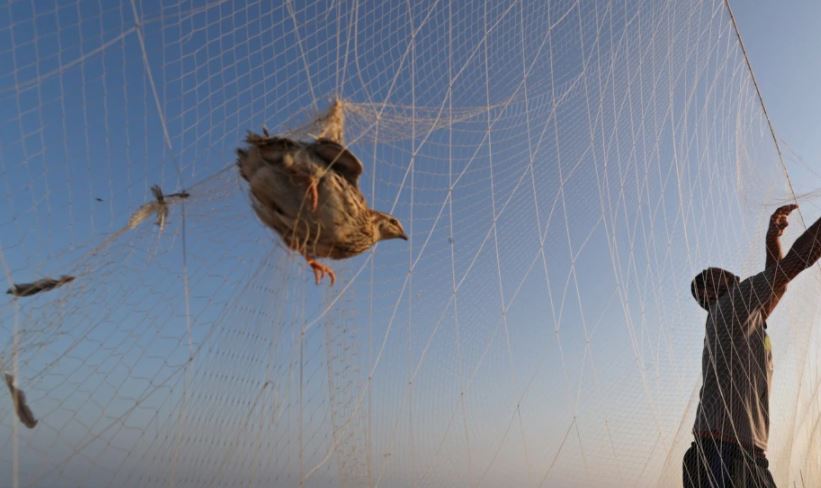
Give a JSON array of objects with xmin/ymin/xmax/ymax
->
[{"xmin": 774, "ymin": 204, "xmax": 799, "ymax": 216}]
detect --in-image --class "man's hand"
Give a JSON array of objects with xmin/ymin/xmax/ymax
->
[
  {"xmin": 767, "ymin": 204, "xmax": 798, "ymax": 238},
  {"xmin": 766, "ymin": 204, "xmax": 796, "ymax": 269},
  {"xmin": 764, "ymin": 204, "xmax": 798, "ymax": 317},
  {"xmin": 765, "ymin": 210, "xmax": 821, "ymax": 319}
]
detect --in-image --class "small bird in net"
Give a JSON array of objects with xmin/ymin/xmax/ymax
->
[
  {"xmin": 6, "ymin": 275, "xmax": 75, "ymax": 298},
  {"xmin": 4, "ymin": 374, "xmax": 37, "ymax": 429},
  {"xmin": 127, "ymin": 184, "xmax": 190, "ymax": 232},
  {"xmin": 236, "ymin": 129, "xmax": 407, "ymax": 286}
]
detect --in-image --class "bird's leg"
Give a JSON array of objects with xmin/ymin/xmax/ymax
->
[
  {"xmin": 303, "ymin": 177, "xmax": 319, "ymax": 212},
  {"xmin": 306, "ymin": 257, "xmax": 336, "ymax": 286}
]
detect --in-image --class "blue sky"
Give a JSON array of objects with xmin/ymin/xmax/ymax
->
[
  {"xmin": 734, "ymin": 0, "xmax": 821, "ymax": 211},
  {"xmin": 0, "ymin": 1, "xmax": 819, "ymax": 487}
]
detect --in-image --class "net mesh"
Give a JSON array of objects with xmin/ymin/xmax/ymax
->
[{"xmin": 1, "ymin": 0, "xmax": 819, "ymax": 487}]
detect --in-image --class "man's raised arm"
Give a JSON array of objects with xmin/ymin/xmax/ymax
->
[
  {"xmin": 772, "ymin": 211, "xmax": 821, "ymax": 291},
  {"xmin": 763, "ymin": 205, "xmax": 798, "ymax": 316}
]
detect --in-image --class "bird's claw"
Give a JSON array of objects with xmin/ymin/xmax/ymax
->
[
  {"xmin": 307, "ymin": 259, "xmax": 336, "ymax": 286},
  {"xmin": 305, "ymin": 180, "xmax": 319, "ymax": 212}
]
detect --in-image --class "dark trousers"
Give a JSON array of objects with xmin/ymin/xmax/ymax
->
[{"xmin": 682, "ymin": 439, "xmax": 777, "ymax": 487}]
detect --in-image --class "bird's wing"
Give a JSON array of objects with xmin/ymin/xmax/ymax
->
[
  {"xmin": 4, "ymin": 374, "xmax": 37, "ymax": 429},
  {"xmin": 310, "ymin": 139, "xmax": 363, "ymax": 188},
  {"xmin": 245, "ymin": 132, "xmax": 300, "ymax": 151},
  {"xmin": 7, "ymin": 279, "xmax": 51, "ymax": 297},
  {"xmin": 7, "ymin": 276, "xmax": 74, "ymax": 297},
  {"xmin": 237, "ymin": 134, "xmax": 304, "ymax": 181},
  {"xmin": 150, "ymin": 185, "xmax": 164, "ymax": 202}
]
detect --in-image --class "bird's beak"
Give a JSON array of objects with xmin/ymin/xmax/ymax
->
[{"xmin": 399, "ymin": 233, "xmax": 408, "ymax": 241}]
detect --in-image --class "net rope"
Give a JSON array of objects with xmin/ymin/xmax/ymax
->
[{"xmin": 1, "ymin": 1, "xmax": 819, "ymax": 487}]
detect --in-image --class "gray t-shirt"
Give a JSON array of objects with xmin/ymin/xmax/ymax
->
[{"xmin": 693, "ymin": 268, "xmax": 775, "ymax": 450}]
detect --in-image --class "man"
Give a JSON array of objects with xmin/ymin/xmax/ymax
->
[{"xmin": 683, "ymin": 205, "xmax": 821, "ymax": 487}]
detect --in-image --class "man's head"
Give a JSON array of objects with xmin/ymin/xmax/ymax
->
[{"xmin": 691, "ymin": 267, "xmax": 740, "ymax": 310}]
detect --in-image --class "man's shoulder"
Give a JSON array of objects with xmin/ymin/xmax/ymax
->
[
  {"xmin": 710, "ymin": 268, "xmax": 774, "ymax": 328},
  {"xmin": 737, "ymin": 268, "xmax": 777, "ymax": 302},
  {"xmin": 739, "ymin": 268, "xmax": 776, "ymax": 286}
]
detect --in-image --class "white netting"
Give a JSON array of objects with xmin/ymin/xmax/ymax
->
[{"xmin": 1, "ymin": 1, "xmax": 819, "ymax": 487}]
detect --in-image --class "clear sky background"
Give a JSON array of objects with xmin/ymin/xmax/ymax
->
[{"xmin": 734, "ymin": 0, "xmax": 821, "ymax": 207}]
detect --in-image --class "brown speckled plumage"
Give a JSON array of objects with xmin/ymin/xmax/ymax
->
[
  {"xmin": 6, "ymin": 275, "xmax": 75, "ymax": 297},
  {"xmin": 237, "ymin": 131, "xmax": 406, "ymax": 285},
  {"xmin": 5, "ymin": 374, "xmax": 37, "ymax": 429}
]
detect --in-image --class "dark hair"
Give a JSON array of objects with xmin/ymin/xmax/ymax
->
[
  {"xmin": 690, "ymin": 271, "xmax": 708, "ymax": 308},
  {"xmin": 690, "ymin": 268, "xmax": 739, "ymax": 310}
]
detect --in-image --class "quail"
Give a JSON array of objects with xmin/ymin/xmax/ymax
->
[{"xmin": 237, "ymin": 131, "xmax": 407, "ymax": 285}]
